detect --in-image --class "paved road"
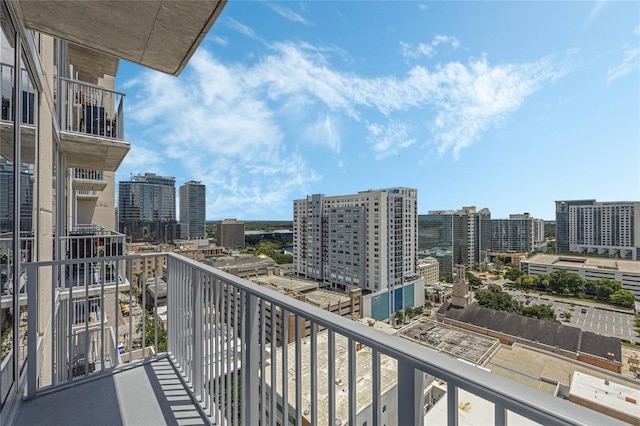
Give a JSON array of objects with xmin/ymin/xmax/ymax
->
[{"xmin": 504, "ymin": 289, "xmax": 638, "ymax": 341}]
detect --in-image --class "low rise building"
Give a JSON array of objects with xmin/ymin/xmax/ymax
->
[
  {"xmin": 569, "ymin": 371, "xmax": 639, "ymax": 425},
  {"xmin": 520, "ymin": 254, "xmax": 640, "ymax": 299},
  {"xmin": 417, "ymin": 257, "xmax": 440, "ymax": 286}
]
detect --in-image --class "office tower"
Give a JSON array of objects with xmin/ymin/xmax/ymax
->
[
  {"xmin": 217, "ymin": 219, "xmax": 246, "ymax": 248},
  {"xmin": 556, "ymin": 199, "xmax": 640, "ymax": 260},
  {"xmin": 480, "ymin": 213, "xmax": 536, "ymax": 254},
  {"xmin": 179, "ymin": 181, "xmax": 206, "ymax": 239},
  {"xmin": 293, "ymin": 187, "xmax": 418, "ymax": 294},
  {"xmin": 118, "ymin": 173, "xmax": 176, "ymax": 242},
  {"xmin": 419, "ymin": 207, "xmax": 489, "ymax": 278}
]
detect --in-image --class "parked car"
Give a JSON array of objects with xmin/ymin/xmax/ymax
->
[{"xmin": 581, "ymin": 308, "xmax": 587, "ymax": 313}]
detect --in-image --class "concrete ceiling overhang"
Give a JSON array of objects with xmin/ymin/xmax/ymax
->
[
  {"xmin": 18, "ymin": 0, "xmax": 227, "ymax": 76},
  {"xmin": 68, "ymin": 44, "xmax": 119, "ymax": 84}
]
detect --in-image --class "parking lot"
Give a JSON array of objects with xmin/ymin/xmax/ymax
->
[{"xmin": 504, "ymin": 289, "xmax": 638, "ymax": 341}]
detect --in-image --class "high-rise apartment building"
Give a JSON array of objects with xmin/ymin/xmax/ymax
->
[
  {"xmin": 118, "ymin": 173, "xmax": 176, "ymax": 242},
  {"xmin": 419, "ymin": 207, "xmax": 489, "ymax": 277},
  {"xmin": 217, "ymin": 219, "xmax": 246, "ymax": 248},
  {"xmin": 556, "ymin": 199, "xmax": 640, "ymax": 260},
  {"xmin": 293, "ymin": 187, "xmax": 418, "ymax": 295},
  {"xmin": 533, "ymin": 218, "xmax": 545, "ymax": 243},
  {"xmin": 480, "ymin": 213, "xmax": 535, "ymax": 254},
  {"xmin": 179, "ymin": 181, "xmax": 206, "ymax": 239}
]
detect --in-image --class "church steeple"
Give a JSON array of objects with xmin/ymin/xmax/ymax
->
[{"xmin": 451, "ymin": 264, "xmax": 470, "ymax": 308}]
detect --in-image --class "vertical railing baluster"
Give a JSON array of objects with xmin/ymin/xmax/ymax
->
[
  {"xmin": 153, "ymin": 256, "xmax": 158, "ymax": 354},
  {"xmin": 193, "ymin": 268, "xmax": 203, "ymax": 400},
  {"xmin": 328, "ymin": 330, "xmax": 335, "ymax": 426},
  {"xmin": 233, "ymin": 285, "xmax": 239, "ymax": 426},
  {"xmin": 348, "ymin": 337, "xmax": 356, "ymax": 425},
  {"xmin": 372, "ymin": 348, "xmax": 381, "ymax": 426},
  {"xmin": 295, "ymin": 315, "xmax": 302, "ymax": 426},
  {"xmin": 260, "ymin": 299, "xmax": 266, "ymax": 426},
  {"xmin": 213, "ymin": 278, "xmax": 221, "ymax": 424},
  {"xmin": 495, "ymin": 403, "xmax": 506, "ymax": 426},
  {"xmin": 282, "ymin": 309, "xmax": 289, "ymax": 426},
  {"xmin": 26, "ymin": 264, "xmax": 37, "ymax": 399},
  {"xmin": 398, "ymin": 363, "xmax": 425, "ymax": 426},
  {"xmin": 224, "ymin": 282, "xmax": 231, "ymax": 422},
  {"xmin": 447, "ymin": 382, "xmax": 458, "ymax": 426},
  {"xmin": 243, "ymin": 289, "xmax": 261, "ymax": 426},
  {"xmin": 270, "ymin": 305, "xmax": 276, "ymax": 425},
  {"xmin": 310, "ymin": 322, "xmax": 317, "ymax": 426},
  {"xmin": 141, "ymin": 257, "xmax": 147, "ymax": 360}
]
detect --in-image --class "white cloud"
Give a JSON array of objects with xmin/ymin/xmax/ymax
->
[
  {"xmin": 212, "ymin": 36, "xmax": 228, "ymax": 46},
  {"xmin": 124, "ymin": 38, "xmax": 561, "ymax": 215},
  {"xmin": 400, "ymin": 35, "xmax": 460, "ymax": 60},
  {"xmin": 227, "ymin": 18, "xmax": 258, "ymax": 40},
  {"xmin": 586, "ymin": 0, "xmax": 608, "ymax": 24},
  {"xmin": 606, "ymin": 47, "xmax": 640, "ymax": 85},
  {"xmin": 304, "ymin": 114, "xmax": 341, "ymax": 153},
  {"xmin": 418, "ymin": 4, "xmax": 428, "ymax": 11},
  {"xmin": 367, "ymin": 122, "xmax": 416, "ymax": 159},
  {"xmin": 634, "ymin": 25, "xmax": 640, "ymax": 35},
  {"xmin": 267, "ymin": 3, "xmax": 311, "ymax": 25}
]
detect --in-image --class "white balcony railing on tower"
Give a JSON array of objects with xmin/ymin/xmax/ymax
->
[
  {"xmin": 17, "ymin": 253, "xmax": 628, "ymax": 426},
  {"xmin": 55, "ymin": 76, "xmax": 124, "ymax": 140}
]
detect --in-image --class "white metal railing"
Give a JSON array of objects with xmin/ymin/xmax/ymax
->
[
  {"xmin": 18, "ymin": 252, "xmax": 628, "ymax": 425},
  {"xmin": 0, "ymin": 62, "xmax": 36, "ymax": 125},
  {"xmin": 73, "ymin": 169, "xmax": 104, "ymax": 181},
  {"xmin": 55, "ymin": 76, "xmax": 124, "ymax": 139}
]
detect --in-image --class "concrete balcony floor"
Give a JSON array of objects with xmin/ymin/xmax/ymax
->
[{"xmin": 15, "ymin": 357, "xmax": 208, "ymax": 426}]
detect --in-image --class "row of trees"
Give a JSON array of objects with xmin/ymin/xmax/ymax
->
[
  {"xmin": 504, "ymin": 265, "xmax": 635, "ymax": 308},
  {"xmin": 475, "ymin": 284, "xmax": 560, "ymax": 322}
]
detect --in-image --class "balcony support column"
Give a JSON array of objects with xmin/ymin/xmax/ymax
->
[
  {"xmin": 192, "ymin": 268, "xmax": 203, "ymax": 400},
  {"xmin": 242, "ymin": 293, "xmax": 259, "ymax": 426},
  {"xmin": 397, "ymin": 363, "xmax": 425, "ymax": 426},
  {"xmin": 26, "ymin": 263, "xmax": 38, "ymax": 400}
]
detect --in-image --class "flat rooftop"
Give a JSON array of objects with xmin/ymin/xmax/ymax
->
[
  {"xmin": 265, "ymin": 329, "xmax": 401, "ymax": 425},
  {"xmin": 569, "ymin": 371, "xmax": 640, "ymax": 420},
  {"xmin": 526, "ymin": 254, "xmax": 640, "ymax": 273},
  {"xmin": 252, "ymin": 275, "xmax": 319, "ymax": 294},
  {"xmin": 399, "ymin": 319, "xmax": 500, "ymax": 365},
  {"xmin": 486, "ymin": 345, "xmax": 640, "ymax": 395},
  {"xmin": 424, "ymin": 381, "xmax": 538, "ymax": 426}
]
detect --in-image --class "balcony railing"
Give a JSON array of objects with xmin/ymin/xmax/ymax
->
[
  {"xmin": 73, "ymin": 168, "xmax": 104, "ymax": 181},
  {"xmin": 11, "ymin": 253, "xmax": 627, "ymax": 425},
  {"xmin": 55, "ymin": 76, "xmax": 124, "ymax": 140}
]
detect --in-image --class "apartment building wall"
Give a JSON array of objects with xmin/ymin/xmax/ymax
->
[
  {"xmin": 568, "ymin": 201, "xmax": 640, "ymax": 260},
  {"xmin": 293, "ymin": 188, "xmax": 417, "ymax": 298},
  {"xmin": 482, "ymin": 216, "xmax": 535, "ymax": 253}
]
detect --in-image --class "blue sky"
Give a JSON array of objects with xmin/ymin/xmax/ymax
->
[{"xmin": 116, "ymin": 1, "xmax": 640, "ymax": 221}]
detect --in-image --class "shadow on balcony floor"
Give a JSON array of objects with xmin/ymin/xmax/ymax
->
[{"xmin": 15, "ymin": 357, "xmax": 207, "ymax": 426}]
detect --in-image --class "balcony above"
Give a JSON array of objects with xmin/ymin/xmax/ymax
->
[{"xmin": 16, "ymin": 0, "xmax": 227, "ymax": 77}]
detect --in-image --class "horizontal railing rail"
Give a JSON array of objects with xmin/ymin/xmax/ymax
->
[{"xmin": 19, "ymin": 252, "xmax": 628, "ymax": 426}]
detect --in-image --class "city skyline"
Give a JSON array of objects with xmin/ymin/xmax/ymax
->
[{"xmin": 115, "ymin": 1, "xmax": 639, "ymax": 221}]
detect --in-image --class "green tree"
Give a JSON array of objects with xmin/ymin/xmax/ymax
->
[
  {"xmin": 136, "ymin": 311, "xmax": 167, "ymax": 352},
  {"xmin": 609, "ymin": 290, "xmax": 635, "ymax": 308},
  {"xmin": 594, "ymin": 278, "xmax": 621, "ymax": 300},
  {"xmin": 394, "ymin": 310, "xmax": 404, "ymax": 324},
  {"xmin": 405, "ymin": 307, "xmax": 416, "ymax": 319},
  {"xmin": 519, "ymin": 304, "xmax": 559, "ymax": 323},
  {"xmin": 475, "ymin": 285, "xmax": 519, "ymax": 313},
  {"xmin": 255, "ymin": 241, "xmax": 278, "ymax": 257},
  {"xmin": 505, "ymin": 266, "xmax": 524, "ymax": 281},
  {"xmin": 466, "ymin": 272, "xmax": 482, "ymax": 288}
]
